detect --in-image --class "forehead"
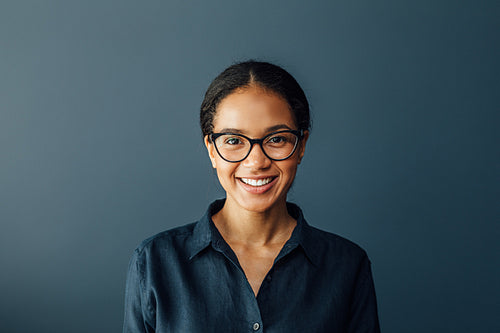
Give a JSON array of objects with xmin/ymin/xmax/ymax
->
[{"xmin": 213, "ymin": 86, "xmax": 296, "ymax": 134}]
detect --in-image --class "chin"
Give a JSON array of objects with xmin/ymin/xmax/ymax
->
[{"xmin": 234, "ymin": 194, "xmax": 285, "ymax": 213}]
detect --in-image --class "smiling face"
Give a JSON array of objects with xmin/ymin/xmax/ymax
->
[{"xmin": 205, "ymin": 85, "xmax": 308, "ymax": 214}]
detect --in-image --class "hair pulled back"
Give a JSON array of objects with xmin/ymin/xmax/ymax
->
[{"xmin": 200, "ymin": 61, "xmax": 310, "ymax": 137}]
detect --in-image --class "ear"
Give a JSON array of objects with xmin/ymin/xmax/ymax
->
[
  {"xmin": 204, "ymin": 135, "xmax": 217, "ymax": 169},
  {"xmin": 297, "ymin": 130, "xmax": 309, "ymax": 164}
]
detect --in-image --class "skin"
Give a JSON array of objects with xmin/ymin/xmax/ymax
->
[{"xmin": 204, "ymin": 84, "xmax": 309, "ymax": 296}]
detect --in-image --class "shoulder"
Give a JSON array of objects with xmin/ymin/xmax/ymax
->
[
  {"xmin": 132, "ymin": 222, "xmax": 198, "ymax": 259},
  {"xmin": 303, "ymin": 223, "xmax": 369, "ymax": 266},
  {"xmin": 311, "ymin": 225, "xmax": 366, "ymax": 252},
  {"xmin": 288, "ymin": 201, "xmax": 370, "ymax": 264}
]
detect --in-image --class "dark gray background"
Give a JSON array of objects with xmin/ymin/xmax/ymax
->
[{"xmin": 1, "ymin": 1, "xmax": 498, "ymax": 332}]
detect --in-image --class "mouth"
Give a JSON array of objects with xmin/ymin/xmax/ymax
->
[
  {"xmin": 239, "ymin": 177, "xmax": 276, "ymax": 187},
  {"xmin": 237, "ymin": 176, "xmax": 278, "ymax": 194}
]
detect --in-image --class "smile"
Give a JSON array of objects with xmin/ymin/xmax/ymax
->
[{"xmin": 239, "ymin": 177, "xmax": 275, "ymax": 187}]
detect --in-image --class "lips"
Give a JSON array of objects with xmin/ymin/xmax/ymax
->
[
  {"xmin": 237, "ymin": 176, "xmax": 278, "ymax": 194},
  {"xmin": 239, "ymin": 177, "xmax": 274, "ymax": 187}
]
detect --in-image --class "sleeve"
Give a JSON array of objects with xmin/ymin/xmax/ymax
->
[
  {"xmin": 347, "ymin": 254, "xmax": 381, "ymax": 333},
  {"xmin": 123, "ymin": 249, "xmax": 155, "ymax": 333}
]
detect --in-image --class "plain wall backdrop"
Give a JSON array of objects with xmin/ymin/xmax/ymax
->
[{"xmin": 1, "ymin": 1, "xmax": 498, "ymax": 332}]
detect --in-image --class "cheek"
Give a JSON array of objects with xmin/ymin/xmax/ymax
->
[
  {"xmin": 283, "ymin": 162, "xmax": 300, "ymax": 182},
  {"xmin": 214, "ymin": 162, "xmax": 237, "ymax": 186}
]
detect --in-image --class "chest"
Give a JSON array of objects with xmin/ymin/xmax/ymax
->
[
  {"xmin": 231, "ymin": 245, "xmax": 283, "ymax": 297},
  {"xmin": 153, "ymin": 250, "xmax": 352, "ymax": 333}
]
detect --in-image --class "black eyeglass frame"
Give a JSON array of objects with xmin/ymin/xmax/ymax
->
[{"xmin": 209, "ymin": 129, "xmax": 304, "ymax": 163}]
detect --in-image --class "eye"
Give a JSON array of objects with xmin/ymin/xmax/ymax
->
[
  {"xmin": 268, "ymin": 136, "xmax": 287, "ymax": 144},
  {"xmin": 266, "ymin": 135, "xmax": 291, "ymax": 146},
  {"xmin": 224, "ymin": 137, "xmax": 243, "ymax": 145},
  {"xmin": 264, "ymin": 132, "xmax": 297, "ymax": 149}
]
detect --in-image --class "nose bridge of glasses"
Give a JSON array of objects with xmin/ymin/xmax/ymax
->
[
  {"xmin": 247, "ymin": 137, "xmax": 268, "ymax": 157},
  {"xmin": 237, "ymin": 138, "xmax": 271, "ymax": 165}
]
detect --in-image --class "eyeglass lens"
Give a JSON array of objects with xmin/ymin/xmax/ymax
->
[{"xmin": 214, "ymin": 132, "xmax": 298, "ymax": 162}]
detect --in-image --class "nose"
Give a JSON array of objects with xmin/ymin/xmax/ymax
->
[{"xmin": 242, "ymin": 143, "xmax": 271, "ymax": 169}]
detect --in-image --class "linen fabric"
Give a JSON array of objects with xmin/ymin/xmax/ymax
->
[{"xmin": 123, "ymin": 199, "xmax": 380, "ymax": 332}]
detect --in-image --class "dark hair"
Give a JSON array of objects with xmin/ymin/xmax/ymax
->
[{"xmin": 200, "ymin": 60, "xmax": 311, "ymax": 137}]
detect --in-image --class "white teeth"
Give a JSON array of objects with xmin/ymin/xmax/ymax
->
[{"xmin": 241, "ymin": 177, "xmax": 273, "ymax": 186}]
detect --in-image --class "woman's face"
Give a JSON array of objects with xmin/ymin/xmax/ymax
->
[{"xmin": 204, "ymin": 85, "xmax": 308, "ymax": 214}]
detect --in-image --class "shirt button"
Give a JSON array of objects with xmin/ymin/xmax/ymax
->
[
  {"xmin": 266, "ymin": 275, "xmax": 272, "ymax": 282},
  {"xmin": 253, "ymin": 322, "xmax": 260, "ymax": 331}
]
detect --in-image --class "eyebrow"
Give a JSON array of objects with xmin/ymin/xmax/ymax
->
[{"xmin": 217, "ymin": 124, "xmax": 293, "ymax": 134}]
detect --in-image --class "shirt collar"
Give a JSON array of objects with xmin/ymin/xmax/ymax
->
[
  {"xmin": 187, "ymin": 200, "xmax": 224, "ymax": 260},
  {"xmin": 282, "ymin": 201, "xmax": 320, "ymax": 267},
  {"xmin": 188, "ymin": 199, "xmax": 320, "ymax": 267}
]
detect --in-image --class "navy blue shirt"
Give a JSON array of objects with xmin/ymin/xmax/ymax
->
[{"xmin": 123, "ymin": 200, "xmax": 380, "ymax": 332}]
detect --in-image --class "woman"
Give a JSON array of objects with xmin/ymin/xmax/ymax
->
[{"xmin": 123, "ymin": 61, "xmax": 380, "ymax": 332}]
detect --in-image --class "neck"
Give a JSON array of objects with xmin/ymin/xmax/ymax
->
[{"xmin": 212, "ymin": 197, "xmax": 296, "ymax": 246}]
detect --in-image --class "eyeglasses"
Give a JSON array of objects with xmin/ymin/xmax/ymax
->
[{"xmin": 209, "ymin": 130, "xmax": 303, "ymax": 163}]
